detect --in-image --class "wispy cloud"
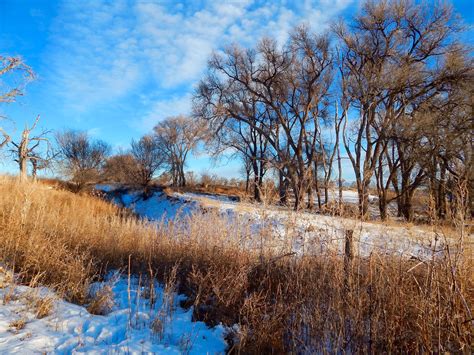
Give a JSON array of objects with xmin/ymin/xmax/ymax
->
[
  {"xmin": 137, "ymin": 93, "xmax": 192, "ymax": 132},
  {"xmin": 43, "ymin": 0, "xmax": 356, "ymax": 129}
]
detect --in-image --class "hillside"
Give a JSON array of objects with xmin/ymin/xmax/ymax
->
[{"xmin": 1, "ymin": 178, "xmax": 471, "ymax": 352}]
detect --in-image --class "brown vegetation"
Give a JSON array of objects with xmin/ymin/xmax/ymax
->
[{"xmin": 0, "ymin": 177, "xmax": 472, "ymax": 352}]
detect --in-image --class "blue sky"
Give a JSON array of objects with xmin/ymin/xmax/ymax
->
[{"xmin": 1, "ymin": 0, "xmax": 473, "ymax": 180}]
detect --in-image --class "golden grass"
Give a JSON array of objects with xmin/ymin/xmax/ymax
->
[
  {"xmin": 0, "ymin": 176, "xmax": 472, "ymax": 352},
  {"xmin": 9, "ymin": 318, "xmax": 26, "ymax": 332}
]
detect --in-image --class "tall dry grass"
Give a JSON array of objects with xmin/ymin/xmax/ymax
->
[{"xmin": 0, "ymin": 176, "xmax": 472, "ymax": 352}]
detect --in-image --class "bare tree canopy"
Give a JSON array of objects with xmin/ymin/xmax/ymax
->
[
  {"xmin": 0, "ymin": 56, "xmax": 35, "ymax": 104},
  {"xmin": 154, "ymin": 115, "xmax": 207, "ymax": 187},
  {"xmin": 130, "ymin": 135, "xmax": 164, "ymax": 190},
  {"xmin": 335, "ymin": 0, "xmax": 471, "ymax": 219},
  {"xmin": 0, "ymin": 56, "xmax": 35, "ymax": 151},
  {"xmin": 195, "ymin": 26, "xmax": 334, "ymax": 210},
  {"xmin": 56, "ymin": 130, "xmax": 111, "ymax": 192},
  {"xmin": 195, "ymin": 0, "xmax": 473, "ymax": 218}
]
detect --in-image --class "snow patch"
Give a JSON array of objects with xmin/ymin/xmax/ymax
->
[{"xmin": 0, "ymin": 271, "xmax": 227, "ymax": 354}]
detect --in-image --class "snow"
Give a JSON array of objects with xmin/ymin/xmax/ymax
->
[
  {"xmin": 309, "ymin": 189, "xmax": 378, "ymax": 204},
  {"xmin": 95, "ymin": 185, "xmax": 448, "ymax": 259},
  {"xmin": 0, "ymin": 269, "xmax": 227, "ymax": 354},
  {"xmin": 172, "ymin": 191, "xmax": 442, "ymax": 259},
  {"xmin": 105, "ymin": 188, "xmax": 196, "ymax": 222}
]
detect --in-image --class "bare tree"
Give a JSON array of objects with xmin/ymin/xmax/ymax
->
[
  {"xmin": 154, "ymin": 115, "xmax": 206, "ymax": 188},
  {"xmin": 335, "ymin": 0, "xmax": 467, "ymax": 219},
  {"xmin": 0, "ymin": 56, "xmax": 35, "ymax": 153},
  {"xmin": 418, "ymin": 68, "xmax": 474, "ymax": 220},
  {"xmin": 56, "ymin": 130, "xmax": 111, "ymax": 192},
  {"xmin": 206, "ymin": 115, "xmax": 269, "ymax": 202},
  {"xmin": 9, "ymin": 115, "xmax": 54, "ymax": 182},
  {"xmin": 129, "ymin": 135, "xmax": 164, "ymax": 192},
  {"xmin": 195, "ymin": 26, "xmax": 333, "ymax": 210}
]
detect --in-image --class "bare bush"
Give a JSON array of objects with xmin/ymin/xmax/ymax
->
[{"xmin": 103, "ymin": 153, "xmax": 137, "ymax": 184}]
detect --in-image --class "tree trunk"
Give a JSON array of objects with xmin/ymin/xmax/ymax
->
[
  {"xmin": 253, "ymin": 173, "xmax": 261, "ymax": 202},
  {"xmin": 357, "ymin": 179, "xmax": 370, "ymax": 219},
  {"xmin": 19, "ymin": 157, "xmax": 28, "ymax": 182},
  {"xmin": 378, "ymin": 191, "xmax": 387, "ymax": 221},
  {"xmin": 324, "ymin": 186, "xmax": 329, "ymax": 208},
  {"xmin": 401, "ymin": 197, "xmax": 413, "ymax": 221},
  {"xmin": 32, "ymin": 160, "xmax": 38, "ymax": 181},
  {"xmin": 278, "ymin": 170, "xmax": 288, "ymax": 205},
  {"xmin": 313, "ymin": 161, "xmax": 322, "ymax": 209},
  {"xmin": 294, "ymin": 189, "xmax": 303, "ymax": 211},
  {"xmin": 399, "ymin": 186, "xmax": 415, "ymax": 221},
  {"xmin": 337, "ymin": 125, "xmax": 343, "ymax": 209},
  {"xmin": 245, "ymin": 171, "xmax": 250, "ymax": 194},
  {"xmin": 179, "ymin": 166, "xmax": 186, "ymax": 187},
  {"xmin": 437, "ymin": 163, "xmax": 447, "ymax": 219},
  {"xmin": 251, "ymin": 161, "xmax": 262, "ymax": 202},
  {"xmin": 292, "ymin": 174, "xmax": 305, "ymax": 211},
  {"xmin": 307, "ymin": 183, "xmax": 314, "ymax": 210}
]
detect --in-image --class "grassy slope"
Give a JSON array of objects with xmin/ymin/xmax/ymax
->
[{"xmin": 0, "ymin": 177, "xmax": 472, "ymax": 352}]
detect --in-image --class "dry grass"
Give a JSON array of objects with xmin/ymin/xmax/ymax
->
[
  {"xmin": 9, "ymin": 318, "xmax": 26, "ymax": 332},
  {"xmin": 25, "ymin": 293, "xmax": 55, "ymax": 319},
  {"xmin": 0, "ymin": 176, "xmax": 472, "ymax": 352},
  {"xmin": 87, "ymin": 284, "xmax": 115, "ymax": 315}
]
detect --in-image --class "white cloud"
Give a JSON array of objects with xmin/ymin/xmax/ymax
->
[
  {"xmin": 136, "ymin": 94, "xmax": 192, "ymax": 133},
  {"xmin": 44, "ymin": 0, "xmax": 356, "ymax": 125},
  {"xmin": 87, "ymin": 127, "xmax": 102, "ymax": 137}
]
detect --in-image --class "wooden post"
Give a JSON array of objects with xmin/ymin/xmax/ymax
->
[
  {"xmin": 344, "ymin": 229, "xmax": 354, "ymax": 291},
  {"xmin": 342, "ymin": 229, "xmax": 354, "ymax": 349}
]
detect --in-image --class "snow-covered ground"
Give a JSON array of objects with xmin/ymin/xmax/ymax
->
[
  {"xmin": 0, "ymin": 268, "xmax": 226, "ymax": 354},
  {"xmin": 314, "ymin": 189, "xmax": 378, "ymax": 204},
  {"xmin": 172, "ymin": 191, "xmax": 446, "ymax": 259},
  {"xmin": 98, "ymin": 186, "xmax": 196, "ymax": 222},
  {"xmin": 120, "ymin": 190, "xmax": 195, "ymax": 222}
]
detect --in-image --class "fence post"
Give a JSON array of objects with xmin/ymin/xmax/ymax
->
[
  {"xmin": 344, "ymin": 229, "xmax": 354, "ymax": 290},
  {"xmin": 342, "ymin": 229, "xmax": 354, "ymax": 349}
]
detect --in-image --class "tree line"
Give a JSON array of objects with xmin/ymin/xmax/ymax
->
[
  {"xmin": 1, "ymin": 0, "xmax": 472, "ymax": 222},
  {"xmin": 194, "ymin": 0, "xmax": 473, "ymax": 220},
  {"xmin": 0, "ymin": 115, "xmax": 205, "ymax": 194}
]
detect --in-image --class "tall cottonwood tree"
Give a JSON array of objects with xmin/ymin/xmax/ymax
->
[
  {"xmin": 205, "ymin": 97, "xmax": 270, "ymax": 202},
  {"xmin": 195, "ymin": 27, "xmax": 333, "ymax": 210},
  {"xmin": 417, "ymin": 69, "xmax": 474, "ymax": 219},
  {"xmin": 335, "ymin": 0, "xmax": 468, "ymax": 219}
]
